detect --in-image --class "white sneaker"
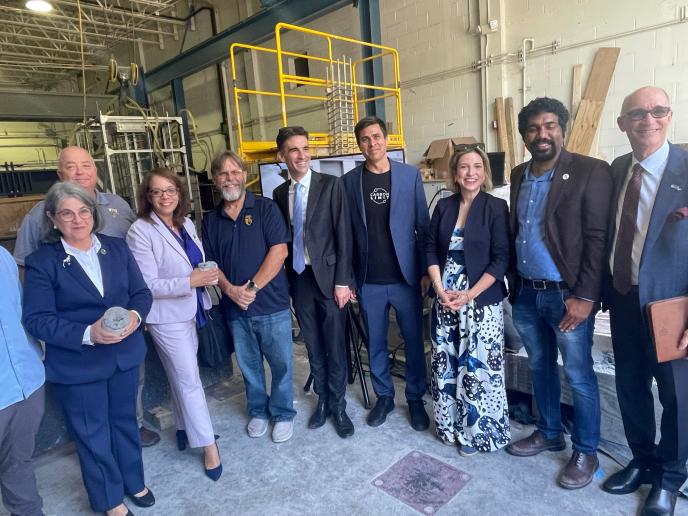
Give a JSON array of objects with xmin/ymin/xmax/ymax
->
[
  {"xmin": 247, "ymin": 418, "xmax": 268, "ymax": 438},
  {"xmin": 272, "ymin": 421, "xmax": 294, "ymax": 443}
]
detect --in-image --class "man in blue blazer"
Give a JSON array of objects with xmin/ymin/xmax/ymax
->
[
  {"xmin": 341, "ymin": 116, "xmax": 430, "ymax": 430},
  {"xmin": 601, "ymin": 86, "xmax": 688, "ymax": 516}
]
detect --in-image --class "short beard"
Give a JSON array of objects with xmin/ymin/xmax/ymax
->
[
  {"xmin": 221, "ymin": 184, "xmax": 244, "ymax": 202},
  {"xmin": 527, "ymin": 140, "xmax": 559, "ymax": 162}
]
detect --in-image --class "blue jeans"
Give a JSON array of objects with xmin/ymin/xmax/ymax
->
[
  {"xmin": 358, "ymin": 282, "xmax": 427, "ymax": 401},
  {"xmin": 229, "ymin": 309, "xmax": 296, "ymax": 422},
  {"xmin": 512, "ymin": 284, "xmax": 600, "ymax": 454}
]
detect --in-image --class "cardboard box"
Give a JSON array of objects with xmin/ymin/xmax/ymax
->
[{"xmin": 423, "ymin": 137, "xmax": 482, "ymax": 179}]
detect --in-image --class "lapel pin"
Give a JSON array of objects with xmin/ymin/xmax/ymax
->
[
  {"xmin": 670, "ymin": 184, "xmax": 683, "ymax": 191},
  {"xmin": 62, "ymin": 255, "xmax": 72, "ymax": 268},
  {"xmin": 100, "ymin": 248, "xmax": 107, "ymax": 255},
  {"xmin": 562, "ymin": 173, "xmax": 570, "ymax": 180},
  {"xmin": 108, "ymin": 208, "xmax": 119, "ymax": 217},
  {"xmin": 244, "ymin": 214, "xmax": 253, "ymax": 226}
]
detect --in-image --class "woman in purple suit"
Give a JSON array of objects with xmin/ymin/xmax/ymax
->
[{"xmin": 126, "ymin": 169, "xmax": 222, "ymax": 480}]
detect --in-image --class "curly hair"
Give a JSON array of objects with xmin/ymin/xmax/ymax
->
[{"xmin": 517, "ymin": 97, "xmax": 569, "ymax": 137}]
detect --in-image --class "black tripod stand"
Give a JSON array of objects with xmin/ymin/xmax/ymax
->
[{"xmin": 302, "ymin": 301, "xmax": 371, "ymax": 409}]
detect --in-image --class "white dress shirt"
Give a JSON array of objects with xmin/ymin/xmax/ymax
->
[
  {"xmin": 610, "ymin": 140, "xmax": 669, "ymax": 285},
  {"xmin": 288, "ymin": 169, "xmax": 312, "ymax": 265}
]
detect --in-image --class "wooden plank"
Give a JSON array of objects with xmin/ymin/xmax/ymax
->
[
  {"xmin": 567, "ymin": 99, "xmax": 605, "ymax": 155},
  {"xmin": 494, "ymin": 97, "xmax": 511, "ymax": 175},
  {"xmin": 583, "ymin": 47, "xmax": 620, "ymax": 101},
  {"xmin": 504, "ymin": 97, "xmax": 518, "ymax": 182},
  {"xmin": 571, "ymin": 64, "xmax": 583, "ymax": 118}
]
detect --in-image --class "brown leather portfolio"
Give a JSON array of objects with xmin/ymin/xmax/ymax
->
[{"xmin": 646, "ymin": 295, "xmax": 688, "ymax": 363}]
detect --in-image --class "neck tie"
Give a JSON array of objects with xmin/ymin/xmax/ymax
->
[
  {"xmin": 292, "ymin": 182, "xmax": 306, "ymax": 274},
  {"xmin": 612, "ymin": 163, "xmax": 643, "ymax": 294}
]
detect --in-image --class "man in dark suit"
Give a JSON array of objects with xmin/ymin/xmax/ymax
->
[
  {"xmin": 273, "ymin": 126, "xmax": 355, "ymax": 438},
  {"xmin": 601, "ymin": 86, "xmax": 688, "ymax": 516},
  {"xmin": 341, "ymin": 116, "xmax": 430, "ymax": 431},
  {"xmin": 505, "ymin": 98, "xmax": 613, "ymax": 490}
]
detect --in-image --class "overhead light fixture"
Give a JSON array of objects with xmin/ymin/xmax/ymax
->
[{"xmin": 25, "ymin": 0, "xmax": 53, "ymax": 12}]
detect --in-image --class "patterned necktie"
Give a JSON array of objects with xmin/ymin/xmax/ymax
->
[
  {"xmin": 612, "ymin": 163, "xmax": 643, "ymax": 294},
  {"xmin": 292, "ymin": 182, "xmax": 306, "ymax": 274}
]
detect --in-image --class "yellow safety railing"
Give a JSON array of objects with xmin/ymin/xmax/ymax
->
[{"xmin": 229, "ymin": 23, "xmax": 404, "ymax": 163}]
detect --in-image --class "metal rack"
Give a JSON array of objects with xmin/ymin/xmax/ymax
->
[
  {"xmin": 326, "ymin": 57, "xmax": 357, "ymax": 156},
  {"xmin": 75, "ymin": 113, "xmax": 201, "ymax": 221}
]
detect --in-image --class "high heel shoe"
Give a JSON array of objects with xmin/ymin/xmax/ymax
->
[
  {"xmin": 204, "ymin": 442, "xmax": 222, "ymax": 482},
  {"xmin": 176, "ymin": 430, "xmax": 187, "ymax": 451}
]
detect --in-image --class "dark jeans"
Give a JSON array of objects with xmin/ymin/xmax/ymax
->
[
  {"xmin": 609, "ymin": 286, "xmax": 688, "ymax": 491},
  {"xmin": 230, "ymin": 309, "xmax": 296, "ymax": 422},
  {"xmin": 512, "ymin": 283, "xmax": 600, "ymax": 454},
  {"xmin": 291, "ymin": 266, "xmax": 348, "ymax": 411},
  {"xmin": 0, "ymin": 386, "xmax": 44, "ymax": 516},
  {"xmin": 358, "ymin": 282, "xmax": 427, "ymax": 401}
]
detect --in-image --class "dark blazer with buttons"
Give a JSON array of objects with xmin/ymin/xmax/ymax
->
[
  {"xmin": 508, "ymin": 148, "xmax": 613, "ymax": 302},
  {"xmin": 274, "ymin": 171, "xmax": 354, "ymax": 299},
  {"xmin": 603, "ymin": 143, "xmax": 688, "ymax": 310},
  {"xmin": 426, "ymin": 191, "xmax": 510, "ymax": 308},
  {"xmin": 22, "ymin": 234, "xmax": 153, "ymax": 385}
]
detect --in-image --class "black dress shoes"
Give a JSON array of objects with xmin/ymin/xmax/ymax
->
[
  {"xmin": 308, "ymin": 399, "xmax": 329, "ymax": 429},
  {"xmin": 602, "ymin": 464, "xmax": 653, "ymax": 494},
  {"xmin": 407, "ymin": 399, "xmax": 429, "ymax": 431},
  {"xmin": 366, "ymin": 396, "xmax": 395, "ymax": 427},
  {"xmin": 128, "ymin": 488, "xmax": 155, "ymax": 508},
  {"xmin": 641, "ymin": 485, "xmax": 677, "ymax": 516},
  {"xmin": 332, "ymin": 410, "xmax": 355, "ymax": 438}
]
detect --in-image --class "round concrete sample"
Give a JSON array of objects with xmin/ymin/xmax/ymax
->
[
  {"xmin": 102, "ymin": 306, "xmax": 130, "ymax": 332},
  {"xmin": 198, "ymin": 261, "xmax": 218, "ymax": 271}
]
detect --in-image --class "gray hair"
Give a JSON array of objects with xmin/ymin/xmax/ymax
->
[
  {"xmin": 41, "ymin": 182, "xmax": 102, "ymax": 243},
  {"xmin": 210, "ymin": 150, "xmax": 244, "ymax": 176}
]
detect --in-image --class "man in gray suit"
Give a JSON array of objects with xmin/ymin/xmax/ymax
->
[
  {"xmin": 602, "ymin": 86, "xmax": 688, "ymax": 516},
  {"xmin": 273, "ymin": 126, "xmax": 355, "ymax": 438}
]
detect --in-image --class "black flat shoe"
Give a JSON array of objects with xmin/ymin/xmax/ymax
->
[
  {"xmin": 308, "ymin": 398, "xmax": 329, "ymax": 429},
  {"xmin": 332, "ymin": 410, "xmax": 355, "ymax": 438},
  {"xmin": 204, "ymin": 442, "xmax": 223, "ymax": 482},
  {"xmin": 366, "ymin": 396, "xmax": 395, "ymax": 427},
  {"xmin": 176, "ymin": 430, "xmax": 187, "ymax": 451},
  {"xmin": 602, "ymin": 464, "xmax": 653, "ymax": 495},
  {"xmin": 641, "ymin": 485, "xmax": 677, "ymax": 516},
  {"xmin": 128, "ymin": 488, "xmax": 155, "ymax": 508},
  {"xmin": 408, "ymin": 399, "xmax": 429, "ymax": 431}
]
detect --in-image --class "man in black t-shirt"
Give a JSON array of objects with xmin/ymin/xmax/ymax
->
[{"xmin": 341, "ymin": 116, "xmax": 431, "ymax": 431}]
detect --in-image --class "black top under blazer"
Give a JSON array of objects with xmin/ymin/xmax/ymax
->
[{"xmin": 425, "ymin": 191, "xmax": 510, "ymax": 308}]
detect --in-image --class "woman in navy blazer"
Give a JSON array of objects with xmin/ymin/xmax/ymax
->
[
  {"xmin": 126, "ymin": 169, "xmax": 222, "ymax": 481},
  {"xmin": 23, "ymin": 182, "xmax": 154, "ymax": 516},
  {"xmin": 426, "ymin": 146, "xmax": 511, "ymax": 457}
]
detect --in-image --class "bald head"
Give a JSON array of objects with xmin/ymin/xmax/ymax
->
[
  {"xmin": 621, "ymin": 86, "xmax": 671, "ymax": 115},
  {"xmin": 617, "ymin": 86, "xmax": 672, "ymax": 161},
  {"xmin": 57, "ymin": 146, "xmax": 98, "ymax": 196}
]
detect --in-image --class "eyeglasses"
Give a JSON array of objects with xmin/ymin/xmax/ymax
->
[
  {"xmin": 452, "ymin": 143, "xmax": 484, "ymax": 153},
  {"xmin": 149, "ymin": 187, "xmax": 179, "ymax": 198},
  {"xmin": 54, "ymin": 207, "xmax": 93, "ymax": 223},
  {"xmin": 623, "ymin": 106, "xmax": 671, "ymax": 121}
]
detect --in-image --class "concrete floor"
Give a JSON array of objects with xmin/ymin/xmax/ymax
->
[{"xmin": 16, "ymin": 344, "xmax": 686, "ymax": 516}]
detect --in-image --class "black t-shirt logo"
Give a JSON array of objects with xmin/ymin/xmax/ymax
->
[{"xmin": 370, "ymin": 187, "xmax": 390, "ymax": 205}]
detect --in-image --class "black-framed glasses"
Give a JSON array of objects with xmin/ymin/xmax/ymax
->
[
  {"xmin": 54, "ymin": 207, "xmax": 93, "ymax": 223},
  {"xmin": 149, "ymin": 187, "xmax": 179, "ymax": 198},
  {"xmin": 623, "ymin": 106, "xmax": 671, "ymax": 121}
]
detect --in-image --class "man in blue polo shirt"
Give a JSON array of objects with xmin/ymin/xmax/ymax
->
[
  {"xmin": 202, "ymin": 150, "xmax": 296, "ymax": 443},
  {"xmin": 0, "ymin": 246, "xmax": 45, "ymax": 516}
]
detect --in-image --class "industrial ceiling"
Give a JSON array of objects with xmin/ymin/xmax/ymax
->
[{"xmin": 0, "ymin": 0, "xmax": 188, "ymax": 91}]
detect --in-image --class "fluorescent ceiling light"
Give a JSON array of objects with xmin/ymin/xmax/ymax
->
[{"xmin": 26, "ymin": 1, "xmax": 53, "ymax": 12}]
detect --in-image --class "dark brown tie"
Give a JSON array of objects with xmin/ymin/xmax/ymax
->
[{"xmin": 612, "ymin": 163, "xmax": 643, "ymax": 294}]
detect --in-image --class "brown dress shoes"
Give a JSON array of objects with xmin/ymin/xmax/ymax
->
[
  {"xmin": 558, "ymin": 450, "xmax": 599, "ymax": 489},
  {"xmin": 506, "ymin": 429, "xmax": 566, "ymax": 457}
]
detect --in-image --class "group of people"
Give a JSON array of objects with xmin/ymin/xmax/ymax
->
[{"xmin": 0, "ymin": 83, "xmax": 685, "ymax": 516}]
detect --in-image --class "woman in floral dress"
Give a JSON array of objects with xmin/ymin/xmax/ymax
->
[{"xmin": 426, "ymin": 146, "xmax": 511, "ymax": 456}]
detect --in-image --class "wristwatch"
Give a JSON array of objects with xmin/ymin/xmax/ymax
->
[{"xmin": 247, "ymin": 280, "xmax": 260, "ymax": 293}]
